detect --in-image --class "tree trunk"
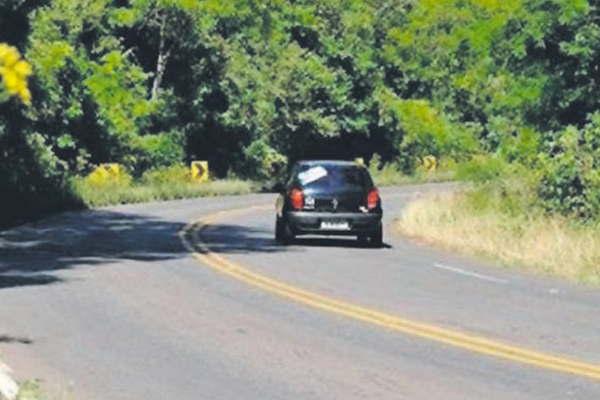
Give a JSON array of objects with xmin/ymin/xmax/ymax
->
[{"xmin": 151, "ymin": 13, "xmax": 171, "ymax": 101}]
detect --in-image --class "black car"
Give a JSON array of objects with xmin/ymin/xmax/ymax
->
[{"xmin": 275, "ymin": 160, "xmax": 383, "ymax": 246}]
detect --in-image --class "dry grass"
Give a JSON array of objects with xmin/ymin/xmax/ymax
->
[{"xmin": 396, "ymin": 191, "xmax": 600, "ymax": 284}]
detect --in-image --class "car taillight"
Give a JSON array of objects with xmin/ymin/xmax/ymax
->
[
  {"xmin": 289, "ymin": 188, "xmax": 304, "ymax": 210},
  {"xmin": 367, "ymin": 187, "xmax": 380, "ymax": 210}
]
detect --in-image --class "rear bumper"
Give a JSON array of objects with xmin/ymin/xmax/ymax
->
[{"xmin": 286, "ymin": 211, "xmax": 382, "ymax": 236}]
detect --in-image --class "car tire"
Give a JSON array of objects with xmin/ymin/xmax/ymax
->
[
  {"xmin": 370, "ymin": 225, "xmax": 383, "ymax": 248},
  {"xmin": 275, "ymin": 216, "xmax": 294, "ymax": 245},
  {"xmin": 275, "ymin": 217, "xmax": 283, "ymax": 242}
]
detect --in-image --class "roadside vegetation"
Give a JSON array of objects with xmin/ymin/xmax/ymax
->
[
  {"xmin": 397, "ymin": 157, "xmax": 600, "ymax": 284},
  {"xmin": 368, "ymin": 155, "xmax": 457, "ymax": 187},
  {"xmin": 16, "ymin": 381, "xmax": 45, "ymax": 400},
  {"xmin": 70, "ymin": 165, "xmax": 257, "ymax": 208}
]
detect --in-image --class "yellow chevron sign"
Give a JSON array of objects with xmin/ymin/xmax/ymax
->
[
  {"xmin": 191, "ymin": 161, "xmax": 209, "ymax": 182},
  {"xmin": 422, "ymin": 155, "xmax": 437, "ymax": 172}
]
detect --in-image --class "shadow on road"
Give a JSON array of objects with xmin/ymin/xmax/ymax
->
[
  {"xmin": 293, "ymin": 237, "xmax": 392, "ymax": 249},
  {"xmin": 199, "ymin": 224, "xmax": 287, "ymax": 254},
  {"xmin": 0, "ymin": 274, "xmax": 61, "ymax": 289},
  {"xmin": 199, "ymin": 223, "xmax": 392, "ymax": 254},
  {"xmin": 1, "ymin": 208, "xmax": 391, "ymax": 290},
  {"xmin": 0, "ymin": 209, "xmax": 187, "ymax": 290},
  {"xmin": 0, "ymin": 335, "xmax": 33, "ymax": 345}
]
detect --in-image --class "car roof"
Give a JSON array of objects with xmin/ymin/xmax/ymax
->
[{"xmin": 296, "ymin": 159, "xmax": 361, "ymax": 167}]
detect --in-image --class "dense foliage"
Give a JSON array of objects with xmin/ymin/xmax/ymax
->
[{"xmin": 1, "ymin": 0, "xmax": 600, "ymax": 225}]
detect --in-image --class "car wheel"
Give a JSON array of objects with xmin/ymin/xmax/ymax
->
[
  {"xmin": 370, "ymin": 225, "xmax": 383, "ymax": 248},
  {"xmin": 275, "ymin": 216, "xmax": 294, "ymax": 245},
  {"xmin": 275, "ymin": 217, "xmax": 283, "ymax": 242}
]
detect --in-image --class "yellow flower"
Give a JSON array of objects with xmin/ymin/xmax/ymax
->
[
  {"xmin": 0, "ymin": 44, "xmax": 10, "ymax": 60},
  {"xmin": 13, "ymin": 60, "xmax": 32, "ymax": 78},
  {"xmin": 0, "ymin": 42, "xmax": 33, "ymax": 105},
  {"xmin": 18, "ymin": 87, "xmax": 31, "ymax": 105},
  {"xmin": 2, "ymin": 69, "xmax": 21, "ymax": 94},
  {"xmin": 1, "ymin": 46, "xmax": 20, "ymax": 67}
]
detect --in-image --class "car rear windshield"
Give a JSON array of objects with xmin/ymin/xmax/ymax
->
[{"xmin": 291, "ymin": 163, "xmax": 373, "ymax": 190}]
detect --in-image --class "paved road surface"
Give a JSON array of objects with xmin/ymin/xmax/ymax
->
[{"xmin": 1, "ymin": 184, "xmax": 599, "ymax": 399}]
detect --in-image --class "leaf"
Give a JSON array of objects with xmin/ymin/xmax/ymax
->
[{"xmin": 57, "ymin": 134, "xmax": 76, "ymax": 149}]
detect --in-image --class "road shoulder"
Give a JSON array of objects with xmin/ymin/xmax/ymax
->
[{"xmin": 0, "ymin": 360, "xmax": 18, "ymax": 400}]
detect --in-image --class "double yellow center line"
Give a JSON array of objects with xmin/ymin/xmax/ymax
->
[{"xmin": 179, "ymin": 206, "xmax": 600, "ymax": 381}]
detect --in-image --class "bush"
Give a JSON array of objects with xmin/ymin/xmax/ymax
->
[
  {"xmin": 0, "ymin": 122, "xmax": 82, "ymax": 228},
  {"xmin": 376, "ymin": 90, "xmax": 479, "ymax": 172},
  {"xmin": 131, "ymin": 132, "xmax": 185, "ymax": 172},
  {"xmin": 141, "ymin": 164, "xmax": 191, "ymax": 185},
  {"xmin": 464, "ymin": 172, "xmax": 539, "ymax": 218},
  {"xmin": 243, "ymin": 140, "xmax": 287, "ymax": 181},
  {"xmin": 538, "ymin": 119, "xmax": 600, "ymax": 219},
  {"xmin": 455, "ymin": 155, "xmax": 511, "ymax": 183}
]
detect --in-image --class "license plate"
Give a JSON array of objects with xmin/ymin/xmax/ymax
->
[{"xmin": 320, "ymin": 220, "xmax": 350, "ymax": 231}]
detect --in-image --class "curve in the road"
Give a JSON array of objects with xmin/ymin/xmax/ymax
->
[{"xmin": 179, "ymin": 205, "xmax": 600, "ymax": 382}]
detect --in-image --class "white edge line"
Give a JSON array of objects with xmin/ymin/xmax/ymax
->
[
  {"xmin": 0, "ymin": 361, "xmax": 19, "ymax": 400},
  {"xmin": 433, "ymin": 263, "xmax": 509, "ymax": 284}
]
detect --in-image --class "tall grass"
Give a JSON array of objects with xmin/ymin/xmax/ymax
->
[
  {"xmin": 396, "ymin": 184, "xmax": 600, "ymax": 284},
  {"xmin": 368, "ymin": 158, "xmax": 456, "ymax": 187},
  {"xmin": 71, "ymin": 165, "xmax": 257, "ymax": 208}
]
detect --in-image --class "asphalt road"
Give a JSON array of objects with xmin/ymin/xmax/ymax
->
[{"xmin": 1, "ymin": 183, "xmax": 599, "ymax": 399}]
